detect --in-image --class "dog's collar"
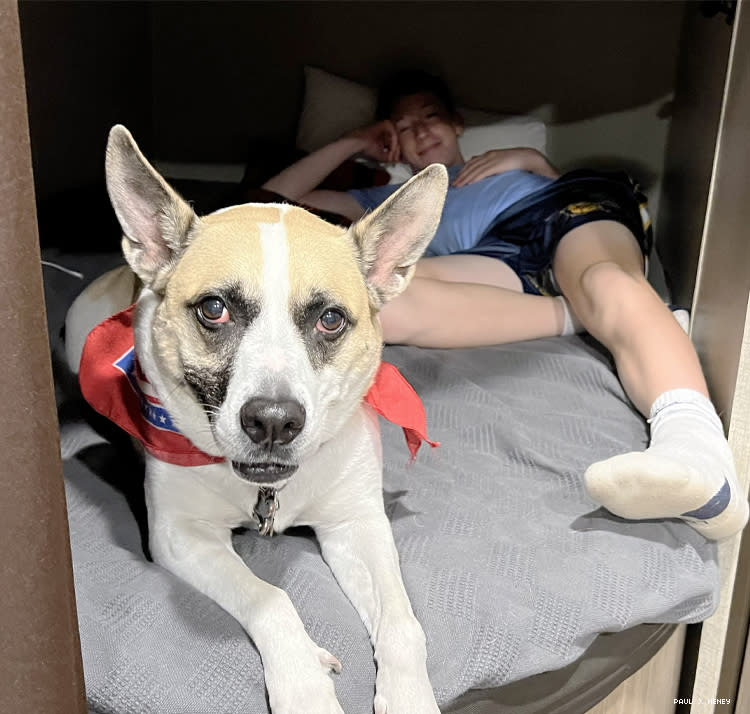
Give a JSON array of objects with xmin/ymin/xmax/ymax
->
[
  {"xmin": 254, "ymin": 487, "xmax": 279, "ymax": 536},
  {"xmin": 79, "ymin": 304, "xmax": 439, "ymax": 533}
]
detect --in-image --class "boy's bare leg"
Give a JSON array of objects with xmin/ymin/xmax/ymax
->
[
  {"xmin": 415, "ymin": 254, "xmax": 524, "ymax": 291},
  {"xmin": 552, "ymin": 220, "xmax": 748, "ymax": 539},
  {"xmin": 379, "ymin": 254, "xmax": 568, "ymax": 347}
]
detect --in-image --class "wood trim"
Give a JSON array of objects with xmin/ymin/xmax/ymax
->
[
  {"xmin": 689, "ymin": 0, "xmax": 750, "ymax": 710},
  {"xmin": 586, "ymin": 626, "xmax": 685, "ymax": 714},
  {"xmin": 0, "ymin": 2, "xmax": 87, "ymax": 712},
  {"xmin": 689, "ymin": 292, "xmax": 750, "ymax": 713},
  {"xmin": 734, "ymin": 625, "xmax": 750, "ymax": 710}
]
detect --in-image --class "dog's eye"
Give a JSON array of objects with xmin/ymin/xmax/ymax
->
[
  {"xmin": 197, "ymin": 297, "xmax": 230, "ymax": 326},
  {"xmin": 316, "ymin": 309, "xmax": 347, "ymax": 336}
]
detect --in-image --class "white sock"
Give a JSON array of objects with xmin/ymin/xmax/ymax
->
[
  {"xmin": 585, "ymin": 388, "xmax": 748, "ymax": 540},
  {"xmin": 672, "ymin": 308, "xmax": 690, "ymax": 334},
  {"xmin": 556, "ymin": 296, "xmax": 584, "ymax": 336}
]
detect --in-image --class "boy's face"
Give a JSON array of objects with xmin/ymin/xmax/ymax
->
[{"xmin": 391, "ymin": 92, "xmax": 464, "ymax": 171}]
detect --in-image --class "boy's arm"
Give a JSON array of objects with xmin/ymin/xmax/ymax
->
[
  {"xmin": 452, "ymin": 147, "xmax": 559, "ymax": 187},
  {"xmin": 261, "ymin": 121, "xmax": 400, "ymax": 221},
  {"xmin": 299, "ymin": 189, "xmax": 366, "ymax": 223},
  {"xmin": 262, "ymin": 136, "xmax": 365, "ymax": 201}
]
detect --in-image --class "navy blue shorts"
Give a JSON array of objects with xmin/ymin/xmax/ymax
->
[{"xmin": 462, "ymin": 169, "xmax": 653, "ymax": 295}]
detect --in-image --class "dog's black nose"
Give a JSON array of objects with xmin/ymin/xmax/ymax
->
[{"xmin": 240, "ymin": 398, "xmax": 306, "ymax": 448}]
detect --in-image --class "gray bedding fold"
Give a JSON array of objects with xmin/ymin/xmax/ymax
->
[{"xmin": 61, "ymin": 333, "xmax": 718, "ymax": 714}]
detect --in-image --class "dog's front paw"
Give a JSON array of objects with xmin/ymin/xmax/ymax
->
[
  {"xmin": 266, "ymin": 644, "xmax": 345, "ymax": 714},
  {"xmin": 374, "ymin": 668, "xmax": 440, "ymax": 714}
]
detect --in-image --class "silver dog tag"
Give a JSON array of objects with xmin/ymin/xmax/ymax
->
[{"xmin": 254, "ymin": 487, "xmax": 279, "ymax": 537}]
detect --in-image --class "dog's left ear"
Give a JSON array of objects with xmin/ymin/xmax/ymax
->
[
  {"xmin": 349, "ymin": 164, "xmax": 448, "ymax": 307},
  {"xmin": 105, "ymin": 125, "xmax": 198, "ymax": 291}
]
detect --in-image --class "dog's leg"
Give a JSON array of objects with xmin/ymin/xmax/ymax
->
[
  {"xmin": 149, "ymin": 515, "xmax": 345, "ymax": 714},
  {"xmin": 315, "ymin": 511, "xmax": 440, "ymax": 714}
]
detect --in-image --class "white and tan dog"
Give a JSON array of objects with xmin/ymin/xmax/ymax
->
[{"xmin": 69, "ymin": 125, "xmax": 448, "ymax": 714}]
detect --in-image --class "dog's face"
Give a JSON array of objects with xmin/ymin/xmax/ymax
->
[
  {"xmin": 150, "ymin": 205, "xmax": 386, "ymax": 482},
  {"xmin": 105, "ymin": 125, "xmax": 447, "ymax": 485}
]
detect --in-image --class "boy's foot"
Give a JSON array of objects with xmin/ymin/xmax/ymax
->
[{"xmin": 584, "ymin": 389, "xmax": 749, "ymax": 540}]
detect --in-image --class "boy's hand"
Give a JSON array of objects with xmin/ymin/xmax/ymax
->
[
  {"xmin": 347, "ymin": 121, "xmax": 401, "ymax": 163},
  {"xmin": 452, "ymin": 148, "xmax": 558, "ymax": 186}
]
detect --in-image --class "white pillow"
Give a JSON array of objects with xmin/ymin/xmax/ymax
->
[
  {"xmin": 296, "ymin": 67, "xmax": 377, "ymax": 153},
  {"xmin": 295, "ymin": 66, "xmax": 547, "ymax": 169},
  {"xmin": 459, "ymin": 117, "xmax": 547, "ymax": 159}
]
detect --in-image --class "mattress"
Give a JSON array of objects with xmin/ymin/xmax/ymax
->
[{"xmin": 45, "ymin": 252, "xmax": 718, "ymax": 714}]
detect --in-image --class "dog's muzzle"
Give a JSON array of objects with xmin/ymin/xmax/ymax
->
[{"xmin": 231, "ymin": 397, "xmax": 306, "ymax": 484}]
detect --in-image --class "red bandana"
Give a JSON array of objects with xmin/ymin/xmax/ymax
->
[{"xmin": 79, "ymin": 306, "xmax": 438, "ymax": 467}]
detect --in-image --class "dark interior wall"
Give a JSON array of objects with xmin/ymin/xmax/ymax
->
[
  {"xmin": 150, "ymin": 0, "xmax": 685, "ymax": 161},
  {"xmin": 18, "ymin": 0, "xmax": 685, "ymax": 191},
  {"xmin": 656, "ymin": 3, "xmax": 733, "ymax": 307},
  {"xmin": 18, "ymin": 0, "xmax": 152, "ymax": 201}
]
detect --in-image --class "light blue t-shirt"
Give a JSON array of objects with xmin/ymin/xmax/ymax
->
[{"xmin": 349, "ymin": 166, "xmax": 554, "ymax": 256}]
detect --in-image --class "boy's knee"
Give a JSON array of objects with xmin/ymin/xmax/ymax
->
[
  {"xmin": 573, "ymin": 261, "xmax": 649, "ymax": 329},
  {"xmin": 580, "ymin": 260, "xmax": 643, "ymax": 296}
]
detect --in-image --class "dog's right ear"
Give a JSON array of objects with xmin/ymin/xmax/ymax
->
[
  {"xmin": 349, "ymin": 164, "xmax": 448, "ymax": 308},
  {"xmin": 105, "ymin": 125, "xmax": 198, "ymax": 291}
]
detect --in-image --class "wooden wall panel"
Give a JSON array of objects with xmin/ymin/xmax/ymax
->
[{"xmin": 0, "ymin": 2, "xmax": 86, "ymax": 712}]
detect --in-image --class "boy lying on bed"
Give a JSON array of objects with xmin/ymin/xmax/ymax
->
[{"xmin": 261, "ymin": 69, "xmax": 748, "ymax": 542}]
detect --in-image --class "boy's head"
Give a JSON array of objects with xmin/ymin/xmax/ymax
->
[
  {"xmin": 377, "ymin": 70, "xmax": 464, "ymax": 171},
  {"xmin": 376, "ymin": 70, "xmax": 458, "ymax": 122}
]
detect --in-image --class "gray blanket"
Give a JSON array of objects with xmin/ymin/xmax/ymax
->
[{"xmin": 62, "ymin": 333, "xmax": 718, "ymax": 714}]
